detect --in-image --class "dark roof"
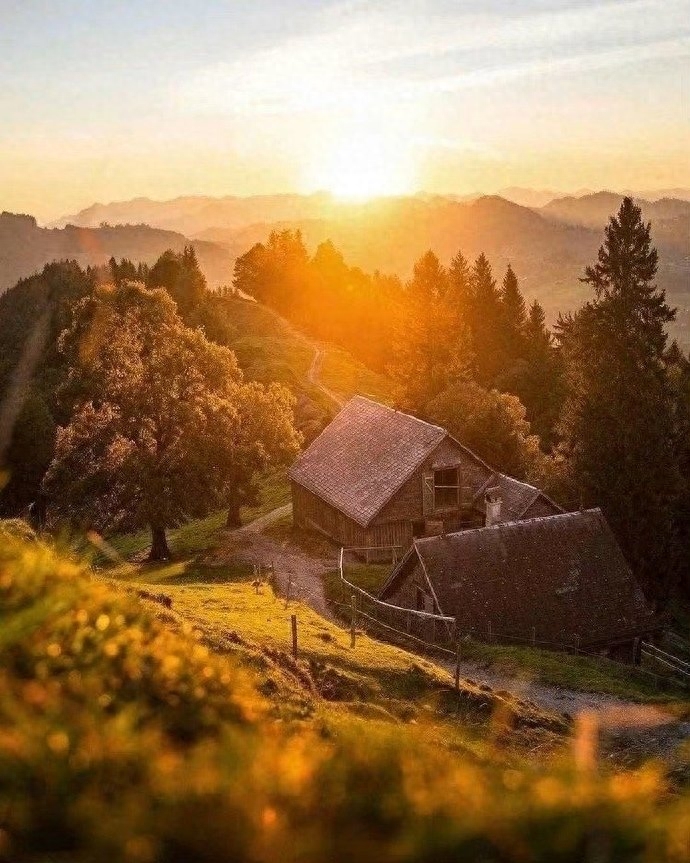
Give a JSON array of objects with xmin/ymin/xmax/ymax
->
[
  {"xmin": 381, "ymin": 509, "xmax": 655, "ymax": 647},
  {"xmin": 474, "ymin": 472, "xmax": 563, "ymax": 522},
  {"xmin": 289, "ymin": 396, "xmax": 447, "ymax": 526}
]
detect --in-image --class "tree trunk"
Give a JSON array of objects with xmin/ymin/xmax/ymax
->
[
  {"xmin": 149, "ymin": 523, "xmax": 171, "ymax": 561},
  {"xmin": 226, "ymin": 498, "xmax": 242, "ymax": 528}
]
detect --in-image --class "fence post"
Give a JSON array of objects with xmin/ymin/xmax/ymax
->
[
  {"xmin": 487, "ymin": 621, "xmax": 492, "ymax": 643},
  {"xmin": 351, "ymin": 593, "xmax": 357, "ymax": 648},
  {"xmin": 291, "ymin": 614, "xmax": 298, "ymax": 659},
  {"xmin": 455, "ymin": 641, "xmax": 461, "ymax": 692},
  {"xmin": 531, "ymin": 626, "xmax": 536, "ymax": 646}
]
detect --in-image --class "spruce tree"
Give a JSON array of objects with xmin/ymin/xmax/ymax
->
[
  {"xmin": 559, "ymin": 197, "xmax": 680, "ymax": 602},
  {"xmin": 390, "ymin": 251, "xmax": 469, "ymax": 410},
  {"xmin": 469, "ymin": 253, "xmax": 505, "ymax": 385},
  {"xmin": 501, "ymin": 264, "xmax": 527, "ymax": 337}
]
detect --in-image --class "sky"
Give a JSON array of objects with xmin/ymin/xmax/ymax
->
[{"xmin": 1, "ymin": 0, "xmax": 689, "ymax": 221}]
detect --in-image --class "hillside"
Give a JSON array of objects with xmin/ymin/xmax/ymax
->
[
  {"xmin": 216, "ymin": 297, "xmax": 393, "ymax": 442},
  {"xmin": 3, "ymin": 515, "xmax": 690, "ymax": 859},
  {"xmin": 0, "ymin": 212, "xmax": 231, "ymax": 294},
  {"xmin": 540, "ymin": 192, "xmax": 690, "ymax": 229},
  {"xmin": 51, "ymin": 192, "xmax": 337, "ymax": 235}
]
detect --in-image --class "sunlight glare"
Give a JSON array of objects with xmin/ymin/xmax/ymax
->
[{"xmin": 309, "ymin": 132, "xmax": 415, "ymax": 200}]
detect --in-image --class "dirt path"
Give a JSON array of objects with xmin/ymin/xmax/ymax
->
[
  {"xmin": 307, "ymin": 346, "xmax": 345, "ymax": 410},
  {"xmin": 204, "ymin": 507, "xmax": 334, "ymax": 618},
  {"xmin": 448, "ymin": 656, "xmax": 677, "ymax": 724},
  {"xmin": 445, "ymin": 655, "xmax": 690, "ymax": 761}
]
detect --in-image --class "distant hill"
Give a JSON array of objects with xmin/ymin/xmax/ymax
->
[
  {"xmin": 0, "ymin": 212, "xmax": 231, "ymax": 294},
  {"xmin": 497, "ymin": 187, "xmax": 592, "ymax": 208},
  {"xmin": 51, "ymin": 192, "xmax": 337, "ymax": 236},
  {"xmin": 539, "ymin": 192, "xmax": 690, "ymax": 230},
  {"xmin": 45, "ymin": 190, "xmax": 690, "ymax": 348}
]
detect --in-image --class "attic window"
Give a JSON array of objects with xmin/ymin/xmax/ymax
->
[{"xmin": 434, "ymin": 468, "xmax": 459, "ymax": 509}]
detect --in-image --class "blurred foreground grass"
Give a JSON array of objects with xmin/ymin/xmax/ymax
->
[{"xmin": 2, "ymin": 521, "xmax": 690, "ymax": 861}]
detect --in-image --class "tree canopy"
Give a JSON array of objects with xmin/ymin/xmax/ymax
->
[{"xmin": 44, "ymin": 283, "xmax": 300, "ymax": 559}]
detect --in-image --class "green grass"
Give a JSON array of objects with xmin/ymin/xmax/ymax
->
[
  {"xmin": 103, "ymin": 469, "xmax": 290, "ymax": 565},
  {"xmin": 459, "ymin": 641, "xmax": 683, "ymax": 705},
  {"xmin": 221, "ymin": 298, "xmax": 337, "ymax": 439},
  {"xmin": 317, "ymin": 344, "xmax": 394, "ymax": 404}
]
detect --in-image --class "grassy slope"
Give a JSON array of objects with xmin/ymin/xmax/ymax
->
[
  {"xmin": 104, "ymin": 469, "xmax": 291, "ymax": 564},
  {"xmin": 316, "ymin": 344, "xmax": 393, "ymax": 405},
  {"xmin": 222, "ymin": 298, "xmax": 394, "ymax": 429},
  {"xmin": 5, "ymin": 526, "xmax": 690, "ymax": 861}
]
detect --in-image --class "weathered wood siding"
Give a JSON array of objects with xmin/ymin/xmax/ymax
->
[
  {"xmin": 291, "ymin": 481, "xmax": 414, "ymax": 550},
  {"xmin": 292, "ymin": 435, "xmax": 494, "ymax": 553}
]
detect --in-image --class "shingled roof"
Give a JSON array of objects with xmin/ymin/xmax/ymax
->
[
  {"xmin": 473, "ymin": 472, "xmax": 563, "ymax": 522},
  {"xmin": 289, "ymin": 396, "xmax": 448, "ymax": 526},
  {"xmin": 380, "ymin": 509, "xmax": 656, "ymax": 648}
]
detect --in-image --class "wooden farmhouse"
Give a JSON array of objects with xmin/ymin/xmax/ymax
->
[
  {"xmin": 379, "ymin": 509, "xmax": 659, "ymax": 662},
  {"xmin": 289, "ymin": 396, "xmax": 562, "ymax": 553}
]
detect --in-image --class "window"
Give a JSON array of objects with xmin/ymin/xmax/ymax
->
[{"xmin": 434, "ymin": 468, "xmax": 459, "ymax": 509}]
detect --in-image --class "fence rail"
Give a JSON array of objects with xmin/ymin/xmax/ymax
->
[
  {"xmin": 337, "ymin": 546, "xmax": 689, "ymax": 692},
  {"xmin": 641, "ymin": 641, "xmax": 690, "ymax": 682}
]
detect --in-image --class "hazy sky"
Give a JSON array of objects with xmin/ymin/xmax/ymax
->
[{"xmin": 1, "ymin": 0, "xmax": 689, "ymax": 220}]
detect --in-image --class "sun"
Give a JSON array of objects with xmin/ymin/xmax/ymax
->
[{"xmin": 308, "ymin": 132, "xmax": 415, "ymax": 201}]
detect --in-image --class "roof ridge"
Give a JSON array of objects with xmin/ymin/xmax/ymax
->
[
  {"xmin": 414, "ymin": 507, "xmax": 602, "ymax": 546},
  {"xmin": 350, "ymin": 395, "xmax": 447, "ymax": 435}
]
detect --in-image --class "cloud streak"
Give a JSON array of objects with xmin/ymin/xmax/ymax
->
[{"xmin": 174, "ymin": 0, "xmax": 690, "ymax": 116}]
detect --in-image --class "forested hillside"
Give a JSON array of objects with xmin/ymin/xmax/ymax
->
[
  {"xmin": 49, "ymin": 192, "xmax": 690, "ymax": 347},
  {"xmin": 0, "ymin": 212, "xmax": 231, "ymax": 294}
]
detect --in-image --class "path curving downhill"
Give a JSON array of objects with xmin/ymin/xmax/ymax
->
[{"xmin": 307, "ymin": 346, "xmax": 345, "ymax": 410}]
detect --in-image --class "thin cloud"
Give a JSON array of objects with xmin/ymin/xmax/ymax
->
[{"xmin": 174, "ymin": 0, "xmax": 690, "ymax": 115}]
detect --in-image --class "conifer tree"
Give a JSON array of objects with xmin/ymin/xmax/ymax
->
[
  {"xmin": 390, "ymin": 251, "xmax": 469, "ymax": 410},
  {"xmin": 558, "ymin": 197, "xmax": 680, "ymax": 601},
  {"xmin": 501, "ymin": 264, "xmax": 527, "ymax": 343},
  {"xmin": 469, "ymin": 253, "xmax": 505, "ymax": 386}
]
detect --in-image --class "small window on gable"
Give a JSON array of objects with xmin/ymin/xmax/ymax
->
[{"xmin": 434, "ymin": 467, "xmax": 459, "ymax": 509}]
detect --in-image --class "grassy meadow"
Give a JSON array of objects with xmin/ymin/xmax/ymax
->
[{"xmin": 2, "ymin": 522, "xmax": 690, "ymax": 861}]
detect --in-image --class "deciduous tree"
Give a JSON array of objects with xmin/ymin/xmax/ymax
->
[{"xmin": 45, "ymin": 283, "xmax": 300, "ymax": 559}]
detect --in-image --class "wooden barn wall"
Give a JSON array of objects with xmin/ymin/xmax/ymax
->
[
  {"xmin": 377, "ymin": 438, "xmax": 492, "ymax": 524},
  {"xmin": 291, "ymin": 481, "xmax": 413, "ymax": 550},
  {"xmin": 384, "ymin": 561, "xmax": 429, "ymax": 608},
  {"xmin": 292, "ymin": 436, "xmax": 493, "ymax": 553}
]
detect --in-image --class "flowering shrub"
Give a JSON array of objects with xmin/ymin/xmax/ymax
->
[{"xmin": 1, "ymin": 528, "xmax": 689, "ymax": 862}]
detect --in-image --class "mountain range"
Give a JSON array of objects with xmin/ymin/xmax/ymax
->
[{"xmin": 3, "ymin": 189, "xmax": 688, "ymax": 348}]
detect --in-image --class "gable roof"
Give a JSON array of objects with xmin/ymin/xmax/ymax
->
[
  {"xmin": 473, "ymin": 472, "xmax": 563, "ymax": 522},
  {"xmin": 381, "ymin": 509, "xmax": 656, "ymax": 647},
  {"xmin": 289, "ymin": 396, "xmax": 448, "ymax": 527}
]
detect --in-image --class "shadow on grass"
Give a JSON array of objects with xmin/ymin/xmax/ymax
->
[{"xmin": 128, "ymin": 557, "xmax": 254, "ymax": 586}]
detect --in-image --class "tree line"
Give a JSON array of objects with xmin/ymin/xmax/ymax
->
[{"xmin": 1, "ymin": 200, "xmax": 689, "ymax": 602}]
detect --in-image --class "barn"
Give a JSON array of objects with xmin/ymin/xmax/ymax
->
[
  {"xmin": 289, "ymin": 396, "xmax": 562, "ymax": 554},
  {"xmin": 378, "ymin": 508, "xmax": 659, "ymax": 661}
]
